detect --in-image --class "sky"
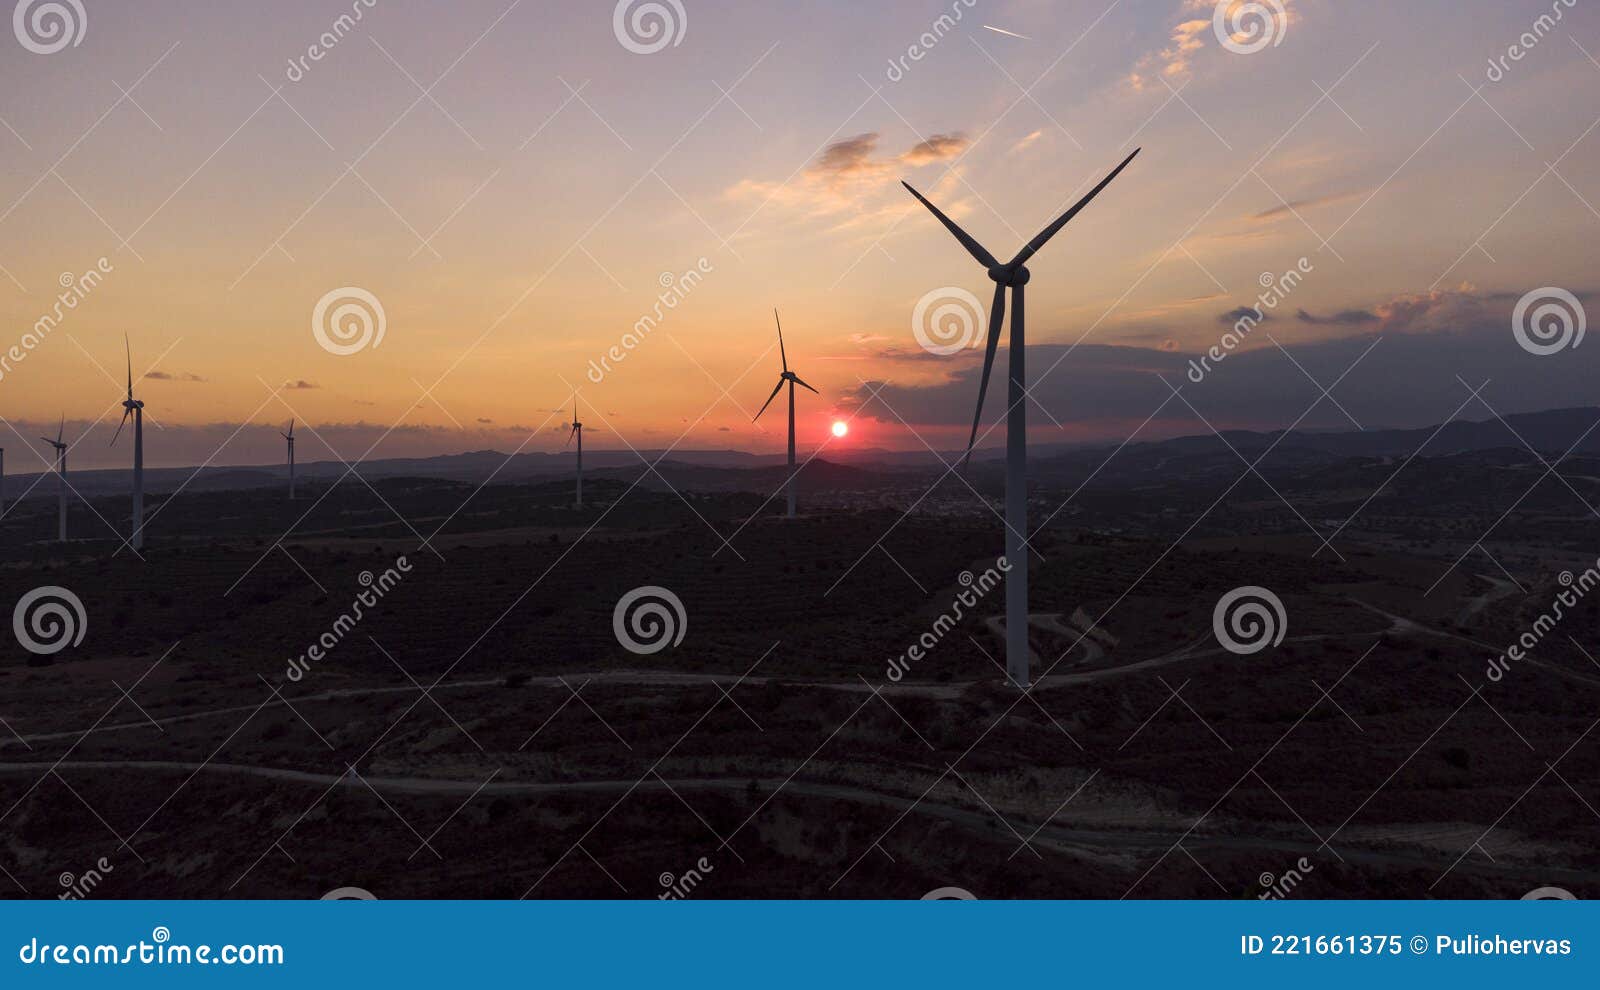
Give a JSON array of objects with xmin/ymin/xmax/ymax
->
[{"xmin": 1, "ymin": 0, "xmax": 1598, "ymax": 469}]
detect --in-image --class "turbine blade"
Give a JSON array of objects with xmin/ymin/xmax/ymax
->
[
  {"xmin": 110, "ymin": 408, "xmax": 130, "ymax": 447},
  {"xmin": 792, "ymin": 375, "xmax": 819, "ymax": 395},
  {"xmin": 125, "ymin": 333, "xmax": 132, "ymax": 398},
  {"xmin": 1007, "ymin": 148, "xmax": 1140, "ymax": 269},
  {"xmin": 564, "ymin": 424, "xmax": 577, "ymax": 448},
  {"xmin": 900, "ymin": 181, "xmax": 999, "ymax": 269},
  {"xmin": 963, "ymin": 282, "xmax": 1007, "ymax": 465},
  {"xmin": 57, "ymin": 415, "xmax": 63, "ymax": 444},
  {"xmin": 753, "ymin": 378, "xmax": 784, "ymax": 422},
  {"xmin": 774, "ymin": 309, "xmax": 787, "ymax": 373}
]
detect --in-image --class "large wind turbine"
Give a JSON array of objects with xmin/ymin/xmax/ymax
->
[
  {"xmin": 566, "ymin": 400, "xmax": 583, "ymax": 508},
  {"xmin": 281, "ymin": 419, "xmax": 296, "ymax": 500},
  {"xmin": 110, "ymin": 336, "xmax": 145, "ymax": 551},
  {"xmin": 754, "ymin": 310, "xmax": 818, "ymax": 519},
  {"xmin": 39, "ymin": 417, "xmax": 67, "ymax": 542},
  {"xmin": 901, "ymin": 148, "xmax": 1140, "ymax": 688}
]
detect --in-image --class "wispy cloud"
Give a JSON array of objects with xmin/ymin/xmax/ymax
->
[{"xmin": 145, "ymin": 370, "xmax": 206, "ymax": 383}]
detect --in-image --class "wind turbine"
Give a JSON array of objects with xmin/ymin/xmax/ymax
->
[
  {"xmin": 110, "ymin": 336, "xmax": 145, "ymax": 551},
  {"xmin": 901, "ymin": 148, "xmax": 1140, "ymax": 688},
  {"xmin": 281, "ymin": 419, "xmax": 296, "ymax": 500},
  {"xmin": 566, "ymin": 400, "xmax": 583, "ymax": 508},
  {"xmin": 39, "ymin": 416, "xmax": 67, "ymax": 542},
  {"xmin": 754, "ymin": 310, "xmax": 818, "ymax": 519}
]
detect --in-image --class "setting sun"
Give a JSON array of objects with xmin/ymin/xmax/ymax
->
[{"xmin": 831, "ymin": 421, "xmax": 849, "ymax": 438}]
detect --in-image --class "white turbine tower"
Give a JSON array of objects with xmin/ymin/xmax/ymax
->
[
  {"xmin": 39, "ymin": 416, "xmax": 67, "ymax": 542},
  {"xmin": 753, "ymin": 310, "xmax": 817, "ymax": 519},
  {"xmin": 901, "ymin": 148, "xmax": 1140, "ymax": 688},
  {"xmin": 566, "ymin": 400, "xmax": 583, "ymax": 508},
  {"xmin": 281, "ymin": 419, "xmax": 296, "ymax": 500},
  {"xmin": 110, "ymin": 336, "xmax": 146, "ymax": 551}
]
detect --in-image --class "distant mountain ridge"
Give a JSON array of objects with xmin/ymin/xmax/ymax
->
[{"xmin": 8, "ymin": 407, "xmax": 1599, "ymax": 498}]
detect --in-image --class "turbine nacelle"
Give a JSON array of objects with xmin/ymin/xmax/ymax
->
[{"xmin": 988, "ymin": 265, "xmax": 1030, "ymax": 287}]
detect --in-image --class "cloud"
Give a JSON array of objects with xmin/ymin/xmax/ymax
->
[
  {"xmin": 282, "ymin": 379, "xmax": 319, "ymax": 390},
  {"xmin": 1131, "ymin": 1, "xmax": 1300, "ymax": 90},
  {"xmin": 1010, "ymin": 129, "xmax": 1044, "ymax": 155},
  {"xmin": 1250, "ymin": 189, "xmax": 1363, "ymax": 222},
  {"xmin": 476, "ymin": 417, "xmax": 494, "ymax": 424},
  {"xmin": 1219, "ymin": 306, "xmax": 1269, "ymax": 325},
  {"xmin": 1297, "ymin": 307, "xmax": 1378, "ymax": 326},
  {"xmin": 902, "ymin": 133, "xmax": 968, "ymax": 166},
  {"xmin": 145, "ymin": 370, "xmax": 206, "ymax": 383},
  {"xmin": 726, "ymin": 131, "xmax": 971, "ymax": 235}
]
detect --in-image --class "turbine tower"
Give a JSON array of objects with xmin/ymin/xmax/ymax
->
[
  {"xmin": 39, "ymin": 416, "xmax": 67, "ymax": 542},
  {"xmin": 110, "ymin": 336, "xmax": 146, "ymax": 551},
  {"xmin": 901, "ymin": 148, "xmax": 1139, "ymax": 688},
  {"xmin": 754, "ymin": 310, "xmax": 817, "ymax": 519},
  {"xmin": 566, "ymin": 400, "xmax": 583, "ymax": 508},
  {"xmin": 281, "ymin": 419, "xmax": 296, "ymax": 500}
]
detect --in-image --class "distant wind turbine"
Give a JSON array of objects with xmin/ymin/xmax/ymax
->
[
  {"xmin": 39, "ymin": 416, "xmax": 67, "ymax": 542},
  {"xmin": 901, "ymin": 147, "xmax": 1140, "ymax": 688},
  {"xmin": 281, "ymin": 419, "xmax": 296, "ymax": 500},
  {"xmin": 566, "ymin": 399, "xmax": 583, "ymax": 508},
  {"xmin": 110, "ymin": 336, "xmax": 146, "ymax": 551},
  {"xmin": 753, "ymin": 310, "xmax": 818, "ymax": 519}
]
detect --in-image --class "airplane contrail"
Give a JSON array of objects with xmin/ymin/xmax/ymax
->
[{"xmin": 982, "ymin": 25, "xmax": 1031, "ymax": 40}]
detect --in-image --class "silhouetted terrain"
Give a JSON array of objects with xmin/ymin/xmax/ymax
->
[{"xmin": 2, "ymin": 409, "xmax": 1598, "ymax": 899}]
